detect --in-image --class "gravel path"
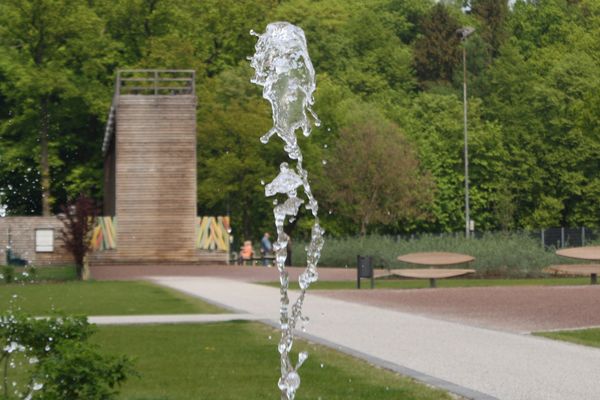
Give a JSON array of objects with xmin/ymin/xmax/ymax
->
[
  {"xmin": 318, "ymin": 285, "xmax": 600, "ymax": 333},
  {"xmin": 151, "ymin": 276, "xmax": 600, "ymax": 400}
]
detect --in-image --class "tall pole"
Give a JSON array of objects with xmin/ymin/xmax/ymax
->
[
  {"xmin": 457, "ymin": 26, "xmax": 474, "ymax": 239},
  {"xmin": 463, "ymin": 45, "xmax": 470, "ymax": 239}
]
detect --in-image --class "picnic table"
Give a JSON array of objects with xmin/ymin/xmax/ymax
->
[
  {"xmin": 378, "ymin": 252, "xmax": 475, "ymax": 288},
  {"xmin": 552, "ymin": 246, "xmax": 600, "ymax": 284}
]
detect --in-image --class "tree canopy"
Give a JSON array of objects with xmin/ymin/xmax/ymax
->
[{"xmin": 2, "ymin": 0, "xmax": 600, "ymax": 239}]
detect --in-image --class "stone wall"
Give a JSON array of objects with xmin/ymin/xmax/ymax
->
[{"xmin": 0, "ymin": 216, "xmax": 74, "ymax": 266}]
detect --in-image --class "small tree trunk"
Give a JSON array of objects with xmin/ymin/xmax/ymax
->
[
  {"xmin": 40, "ymin": 96, "xmax": 51, "ymax": 216},
  {"xmin": 76, "ymin": 263, "xmax": 83, "ymax": 280},
  {"xmin": 360, "ymin": 219, "xmax": 367, "ymax": 237}
]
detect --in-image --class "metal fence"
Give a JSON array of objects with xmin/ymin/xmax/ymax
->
[
  {"xmin": 539, "ymin": 227, "xmax": 598, "ymax": 249},
  {"xmin": 394, "ymin": 227, "xmax": 599, "ymax": 250}
]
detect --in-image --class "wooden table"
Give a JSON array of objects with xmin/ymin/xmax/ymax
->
[
  {"xmin": 545, "ymin": 264, "xmax": 600, "ymax": 284},
  {"xmin": 386, "ymin": 252, "xmax": 475, "ymax": 288},
  {"xmin": 554, "ymin": 246, "xmax": 600, "ymax": 284}
]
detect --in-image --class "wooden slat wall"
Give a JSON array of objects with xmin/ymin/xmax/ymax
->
[
  {"xmin": 103, "ymin": 139, "xmax": 116, "ymax": 216},
  {"xmin": 113, "ymin": 95, "xmax": 197, "ymax": 262}
]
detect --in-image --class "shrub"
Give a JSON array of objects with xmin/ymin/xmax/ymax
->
[
  {"xmin": 1, "ymin": 266, "xmax": 38, "ymax": 285},
  {"xmin": 292, "ymin": 231, "xmax": 573, "ymax": 278},
  {"xmin": 0, "ymin": 312, "xmax": 133, "ymax": 400},
  {"xmin": 1, "ymin": 265, "xmax": 15, "ymax": 284}
]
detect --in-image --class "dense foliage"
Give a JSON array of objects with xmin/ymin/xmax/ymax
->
[
  {"xmin": 1, "ymin": 0, "xmax": 600, "ymax": 240},
  {"xmin": 291, "ymin": 231, "xmax": 581, "ymax": 278},
  {"xmin": 0, "ymin": 313, "xmax": 132, "ymax": 399}
]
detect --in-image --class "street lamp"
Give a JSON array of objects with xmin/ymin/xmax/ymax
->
[{"xmin": 457, "ymin": 27, "xmax": 475, "ymax": 238}]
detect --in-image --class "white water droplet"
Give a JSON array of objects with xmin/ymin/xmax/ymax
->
[{"xmin": 297, "ymin": 351, "xmax": 308, "ymax": 367}]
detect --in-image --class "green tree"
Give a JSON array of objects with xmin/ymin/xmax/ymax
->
[
  {"xmin": 323, "ymin": 105, "xmax": 433, "ymax": 235},
  {"xmin": 398, "ymin": 92, "xmax": 508, "ymax": 232},
  {"xmin": 196, "ymin": 65, "xmax": 275, "ymax": 240},
  {"xmin": 478, "ymin": 0, "xmax": 600, "ymax": 227},
  {"xmin": 384, "ymin": 0, "xmax": 434, "ymax": 44},
  {"xmin": 0, "ymin": 0, "xmax": 115, "ymax": 215},
  {"xmin": 471, "ymin": 0, "xmax": 509, "ymax": 57},
  {"xmin": 413, "ymin": 3, "xmax": 463, "ymax": 85}
]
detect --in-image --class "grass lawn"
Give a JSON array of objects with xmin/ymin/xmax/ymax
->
[
  {"xmin": 0, "ymin": 281, "xmax": 224, "ymax": 315},
  {"xmin": 94, "ymin": 322, "xmax": 453, "ymax": 400},
  {"xmin": 1, "ymin": 264, "xmax": 79, "ymax": 284},
  {"xmin": 31, "ymin": 265, "xmax": 79, "ymax": 281},
  {"xmin": 263, "ymin": 276, "xmax": 591, "ymax": 290},
  {"xmin": 535, "ymin": 328, "xmax": 600, "ymax": 349}
]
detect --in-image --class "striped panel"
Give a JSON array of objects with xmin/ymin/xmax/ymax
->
[
  {"xmin": 91, "ymin": 216, "xmax": 231, "ymax": 253},
  {"xmin": 90, "ymin": 217, "xmax": 117, "ymax": 251},
  {"xmin": 196, "ymin": 216, "xmax": 230, "ymax": 252}
]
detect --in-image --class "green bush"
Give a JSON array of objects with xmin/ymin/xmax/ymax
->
[
  {"xmin": 292, "ymin": 232, "xmax": 573, "ymax": 278},
  {"xmin": 1, "ymin": 265, "xmax": 38, "ymax": 285},
  {"xmin": 1, "ymin": 265, "xmax": 15, "ymax": 284},
  {"xmin": 36, "ymin": 341, "xmax": 131, "ymax": 400},
  {"xmin": 0, "ymin": 312, "xmax": 133, "ymax": 400}
]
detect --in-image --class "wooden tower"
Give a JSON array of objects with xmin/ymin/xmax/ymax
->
[{"xmin": 94, "ymin": 70, "xmax": 212, "ymax": 264}]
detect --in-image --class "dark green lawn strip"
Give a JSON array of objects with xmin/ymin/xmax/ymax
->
[
  {"xmin": 0, "ymin": 281, "xmax": 225, "ymax": 315},
  {"xmin": 93, "ymin": 322, "xmax": 452, "ymax": 400},
  {"xmin": 262, "ymin": 277, "xmax": 590, "ymax": 290},
  {"xmin": 32, "ymin": 265, "xmax": 79, "ymax": 281},
  {"xmin": 535, "ymin": 328, "xmax": 600, "ymax": 349}
]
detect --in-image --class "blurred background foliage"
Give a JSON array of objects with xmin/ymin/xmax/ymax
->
[{"xmin": 2, "ymin": 0, "xmax": 600, "ymax": 243}]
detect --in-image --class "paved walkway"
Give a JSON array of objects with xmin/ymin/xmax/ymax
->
[{"xmin": 149, "ymin": 276, "xmax": 600, "ymax": 400}]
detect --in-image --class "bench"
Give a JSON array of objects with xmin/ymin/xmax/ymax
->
[
  {"xmin": 544, "ymin": 264, "xmax": 600, "ymax": 285},
  {"xmin": 375, "ymin": 268, "xmax": 476, "ymax": 288},
  {"xmin": 380, "ymin": 252, "xmax": 476, "ymax": 288},
  {"xmin": 239, "ymin": 256, "xmax": 275, "ymax": 266}
]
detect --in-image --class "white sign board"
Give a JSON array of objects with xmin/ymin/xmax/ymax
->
[{"xmin": 35, "ymin": 229, "xmax": 54, "ymax": 252}]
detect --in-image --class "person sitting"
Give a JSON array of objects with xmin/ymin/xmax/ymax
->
[
  {"xmin": 260, "ymin": 232, "xmax": 273, "ymax": 267},
  {"xmin": 238, "ymin": 240, "xmax": 254, "ymax": 265}
]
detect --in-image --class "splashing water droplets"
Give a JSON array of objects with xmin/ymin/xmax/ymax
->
[{"xmin": 251, "ymin": 22, "xmax": 324, "ymax": 400}]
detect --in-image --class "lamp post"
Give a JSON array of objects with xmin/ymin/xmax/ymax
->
[{"xmin": 457, "ymin": 27, "xmax": 475, "ymax": 238}]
